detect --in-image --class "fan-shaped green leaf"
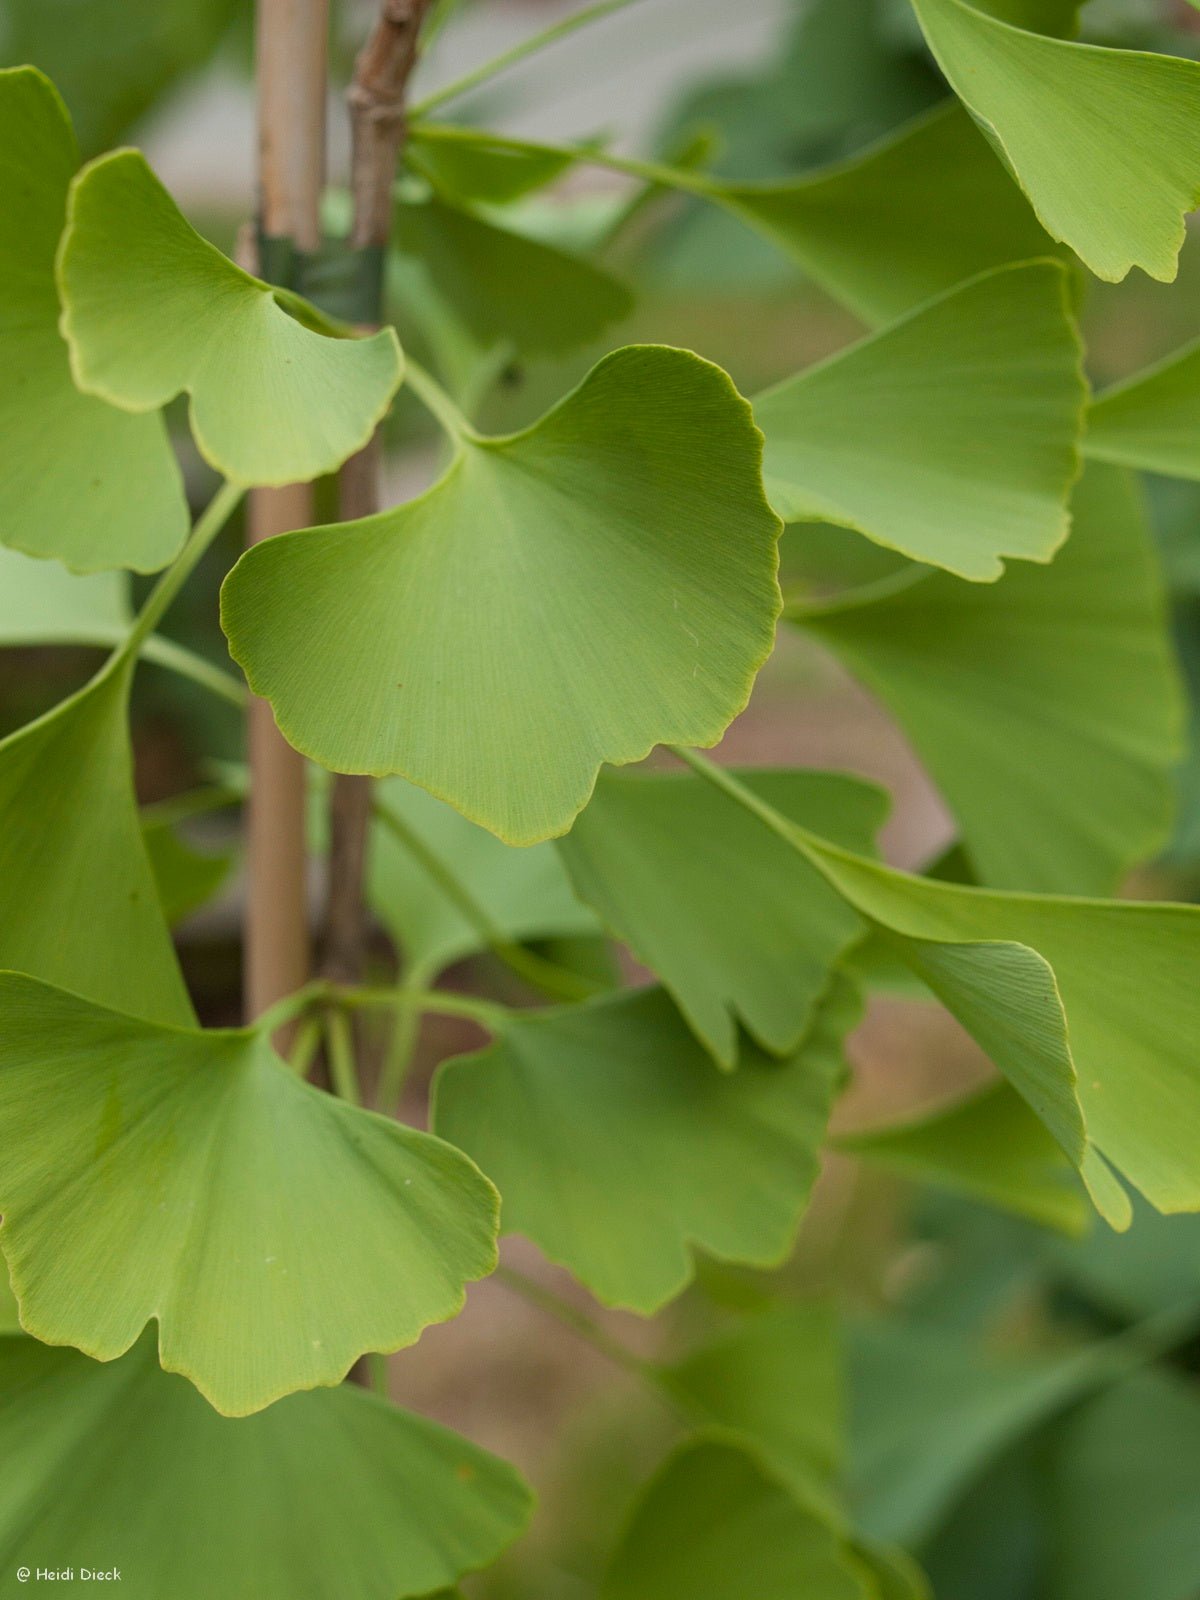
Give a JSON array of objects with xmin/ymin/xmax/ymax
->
[
  {"xmin": 433, "ymin": 979, "xmax": 855, "ymax": 1313},
  {"xmin": 662, "ymin": 1304, "xmax": 843, "ymax": 1504},
  {"xmin": 0, "ymin": 1329, "xmax": 532, "ymax": 1600},
  {"xmin": 372, "ymin": 778, "xmax": 599, "ymax": 978},
  {"xmin": 909, "ymin": 0, "xmax": 1200, "ymax": 282},
  {"xmin": 221, "ymin": 346, "xmax": 782, "ymax": 844},
  {"xmin": 558, "ymin": 768, "xmax": 884, "ymax": 1066},
  {"xmin": 838, "ymin": 1082, "xmax": 1089, "ymax": 1234},
  {"xmin": 0, "ymin": 660, "xmax": 191, "ymax": 1024},
  {"xmin": 1087, "ymin": 337, "xmax": 1200, "ymax": 480},
  {"xmin": 1045, "ymin": 1370, "xmax": 1200, "ymax": 1600},
  {"xmin": 393, "ymin": 193, "xmax": 632, "ymax": 354},
  {"xmin": 756, "ymin": 262, "xmax": 1085, "ymax": 580},
  {"xmin": 0, "ymin": 543, "xmax": 129, "ymax": 645},
  {"xmin": 796, "ymin": 463, "xmax": 1182, "ymax": 893},
  {"xmin": 0, "ymin": 67, "xmax": 186, "ymax": 572},
  {"xmin": 142, "ymin": 815, "xmax": 233, "ymax": 927},
  {"xmin": 0, "ymin": 973, "xmax": 499, "ymax": 1415},
  {"xmin": 718, "ymin": 102, "xmax": 1061, "ymax": 324},
  {"xmin": 677, "ymin": 756, "xmax": 1200, "ymax": 1228},
  {"xmin": 603, "ymin": 1438, "xmax": 871, "ymax": 1600},
  {"xmin": 58, "ymin": 150, "xmax": 403, "ymax": 487},
  {"xmin": 848, "ymin": 1318, "xmax": 1094, "ymax": 1545}
]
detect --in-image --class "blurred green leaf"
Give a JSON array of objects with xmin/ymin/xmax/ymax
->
[
  {"xmin": 559, "ymin": 768, "xmax": 885, "ymax": 1066},
  {"xmin": 1088, "ymin": 336, "xmax": 1200, "ymax": 480},
  {"xmin": 393, "ymin": 192, "xmax": 632, "ymax": 354},
  {"xmin": 603, "ymin": 1438, "xmax": 871, "ymax": 1600},
  {"xmin": 58, "ymin": 149, "xmax": 402, "ymax": 486},
  {"xmin": 838, "ymin": 1082, "xmax": 1089, "ymax": 1234},
  {"xmin": 757, "ymin": 262, "xmax": 1085, "ymax": 579},
  {"xmin": 0, "ymin": 1328, "xmax": 532, "ymax": 1600},
  {"xmin": 0, "ymin": 67, "xmax": 186, "ymax": 572},
  {"xmin": 0, "ymin": 0, "xmax": 243, "ymax": 155},
  {"xmin": 434, "ymin": 979, "xmax": 857, "ymax": 1313},
  {"xmin": 0, "ymin": 973, "xmax": 499, "ymax": 1414},
  {"xmin": 371, "ymin": 777, "xmax": 599, "ymax": 979},
  {"xmin": 142, "ymin": 815, "xmax": 232, "ymax": 927}
]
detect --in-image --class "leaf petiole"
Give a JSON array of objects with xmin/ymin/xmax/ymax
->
[
  {"xmin": 118, "ymin": 480, "xmax": 245, "ymax": 664},
  {"xmin": 403, "ymin": 355, "xmax": 474, "ymax": 444}
]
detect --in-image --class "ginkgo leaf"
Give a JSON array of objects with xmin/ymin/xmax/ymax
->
[
  {"xmin": 221, "ymin": 346, "xmax": 782, "ymax": 845},
  {"xmin": 142, "ymin": 816, "xmax": 233, "ymax": 927},
  {"xmin": 909, "ymin": 0, "xmax": 1200, "ymax": 282},
  {"xmin": 1044, "ymin": 1369, "xmax": 1200, "ymax": 1600},
  {"xmin": 393, "ymin": 192, "xmax": 633, "ymax": 354},
  {"xmin": 848, "ymin": 1318, "xmax": 1095, "ymax": 1546},
  {"xmin": 661, "ymin": 1303, "xmax": 844, "ymax": 1505},
  {"xmin": 603, "ymin": 1438, "xmax": 871, "ymax": 1600},
  {"xmin": 371, "ymin": 777, "xmax": 599, "ymax": 979},
  {"xmin": 408, "ymin": 105, "xmax": 1061, "ymax": 326},
  {"xmin": 717, "ymin": 101, "xmax": 1061, "ymax": 324},
  {"xmin": 1086, "ymin": 337, "xmax": 1200, "ymax": 480},
  {"xmin": 58, "ymin": 150, "xmax": 403, "ymax": 487},
  {"xmin": 0, "ymin": 660, "xmax": 192, "ymax": 1025},
  {"xmin": 0, "ymin": 1329, "xmax": 533, "ymax": 1600},
  {"xmin": 796, "ymin": 463, "xmax": 1182, "ymax": 893},
  {"xmin": 557, "ymin": 768, "xmax": 885, "ymax": 1066},
  {"xmin": 682, "ymin": 756, "xmax": 1200, "ymax": 1230},
  {"xmin": 0, "ymin": 66, "xmax": 186, "ymax": 572},
  {"xmin": 837, "ymin": 1082, "xmax": 1089, "ymax": 1234},
  {"xmin": 0, "ymin": 973, "xmax": 499, "ymax": 1415},
  {"xmin": 755, "ymin": 262, "xmax": 1085, "ymax": 580},
  {"xmin": 0, "ymin": 542, "xmax": 129, "ymax": 645},
  {"xmin": 433, "ymin": 979, "xmax": 856, "ymax": 1313}
]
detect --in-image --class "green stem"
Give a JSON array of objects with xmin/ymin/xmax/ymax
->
[
  {"xmin": 254, "ymin": 978, "xmax": 511, "ymax": 1047},
  {"xmin": 494, "ymin": 1265, "xmax": 655, "ymax": 1383},
  {"xmin": 287, "ymin": 1015, "xmax": 323, "ymax": 1077},
  {"xmin": 411, "ymin": 0, "xmax": 646, "ymax": 117},
  {"xmin": 377, "ymin": 956, "xmax": 434, "ymax": 1114},
  {"xmin": 404, "ymin": 355, "xmax": 474, "ymax": 443},
  {"xmin": 408, "ymin": 119, "xmax": 719, "ymax": 199},
  {"xmin": 118, "ymin": 482, "xmax": 245, "ymax": 663},
  {"xmin": 324, "ymin": 1007, "xmax": 362, "ymax": 1107},
  {"xmin": 374, "ymin": 800, "xmax": 601, "ymax": 1003},
  {"xmin": 140, "ymin": 636, "xmax": 248, "ymax": 707}
]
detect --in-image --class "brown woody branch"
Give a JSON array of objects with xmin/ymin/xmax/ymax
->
[{"xmin": 321, "ymin": 0, "xmax": 433, "ymax": 991}]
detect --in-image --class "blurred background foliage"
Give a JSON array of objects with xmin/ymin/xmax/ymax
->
[{"xmin": 7, "ymin": 2, "xmax": 1200, "ymax": 1595}]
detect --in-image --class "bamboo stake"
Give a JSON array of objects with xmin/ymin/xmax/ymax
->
[{"xmin": 245, "ymin": 0, "xmax": 329, "ymax": 1027}]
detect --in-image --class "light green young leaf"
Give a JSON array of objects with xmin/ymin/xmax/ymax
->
[
  {"xmin": 0, "ymin": 661, "xmax": 192, "ymax": 1025},
  {"xmin": 679, "ymin": 755, "xmax": 1200, "ymax": 1228},
  {"xmin": 1045, "ymin": 1369, "xmax": 1200, "ymax": 1600},
  {"xmin": 603, "ymin": 1438, "xmax": 871, "ymax": 1600},
  {"xmin": 0, "ymin": 67, "xmax": 186, "ymax": 572},
  {"xmin": 1086, "ymin": 336, "xmax": 1200, "ymax": 480},
  {"xmin": 371, "ymin": 778, "xmax": 599, "ymax": 979},
  {"xmin": 558, "ymin": 768, "xmax": 885, "ymax": 1066},
  {"xmin": 0, "ymin": 973, "xmax": 499, "ymax": 1415},
  {"xmin": 909, "ymin": 0, "xmax": 1200, "ymax": 282},
  {"xmin": 718, "ymin": 102, "xmax": 1061, "ymax": 324},
  {"xmin": 58, "ymin": 150, "xmax": 403, "ymax": 487},
  {"xmin": 0, "ymin": 543, "xmax": 129, "ymax": 645},
  {"xmin": 756, "ymin": 262, "xmax": 1085, "ymax": 580},
  {"xmin": 838, "ymin": 1082, "xmax": 1089, "ymax": 1234},
  {"xmin": 661, "ymin": 1303, "xmax": 844, "ymax": 1505},
  {"xmin": 221, "ymin": 346, "xmax": 782, "ymax": 845},
  {"xmin": 433, "ymin": 980, "xmax": 856, "ymax": 1313},
  {"xmin": 407, "ymin": 136, "xmax": 581, "ymax": 206},
  {"xmin": 393, "ymin": 193, "xmax": 633, "ymax": 354},
  {"xmin": 0, "ymin": 1329, "xmax": 533, "ymax": 1600},
  {"xmin": 797, "ymin": 463, "xmax": 1182, "ymax": 893}
]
